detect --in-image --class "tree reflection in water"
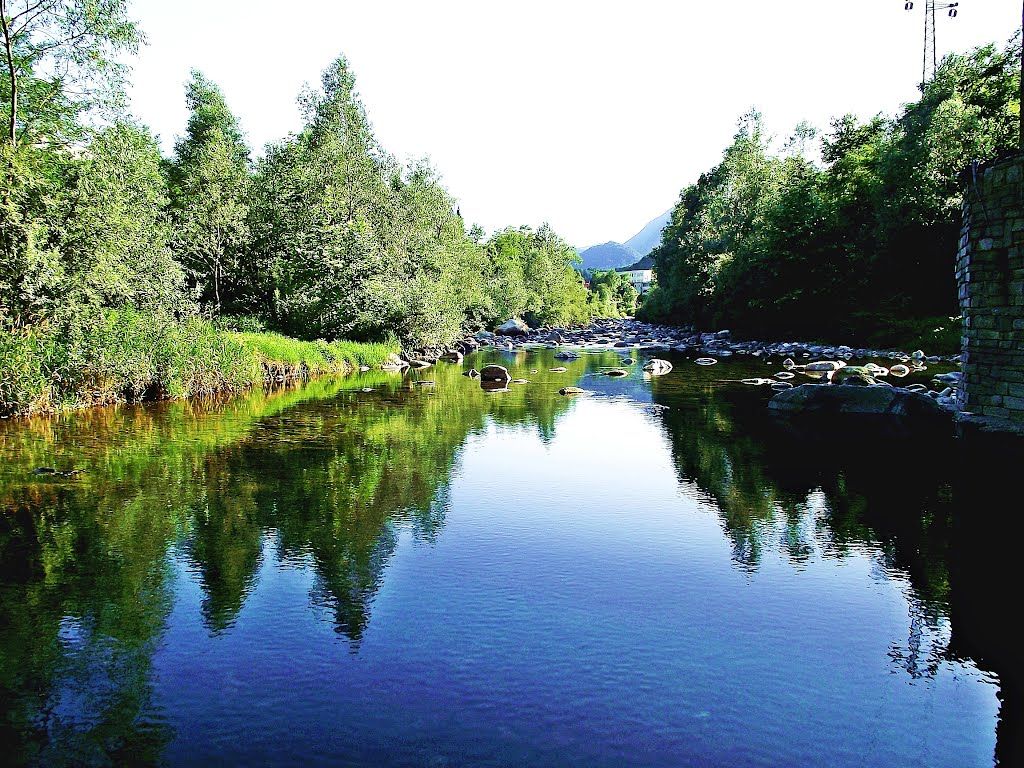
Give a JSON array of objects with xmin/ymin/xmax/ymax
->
[{"xmin": 0, "ymin": 349, "xmax": 1018, "ymax": 765}]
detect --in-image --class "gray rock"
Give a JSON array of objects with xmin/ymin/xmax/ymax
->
[
  {"xmin": 495, "ymin": 318, "xmax": 530, "ymax": 337},
  {"xmin": 643, "ymin": 359, "xmax": 673, "ymax": 375},
  {"xmin": 769, "ymin": 384, "xmax": 948, "ymax": 422}
]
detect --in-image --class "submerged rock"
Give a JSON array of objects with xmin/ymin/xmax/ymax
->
[
  {"xmin": 768, "ymin": 384, "xmax": 948, "ymax": 423},
  {"xmin": 603, "ymin": 369, "xmax": 629, "ymax": 377},
  {"xmin": 559, "ymin": 386, "xmax": 587, "ymax": 395},
  {"xmin": 438, "ymin": 350, "xmax": 464, "ymax": 363}
]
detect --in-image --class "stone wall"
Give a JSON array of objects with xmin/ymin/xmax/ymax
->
[{"xmin": 956, "ymin": 156, "xmax": 1024, "ymax": 424}]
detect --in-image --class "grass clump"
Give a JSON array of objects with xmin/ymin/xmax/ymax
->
[{"xmin": 0, "ymin": 309, "xmax": 399, "ymax": 418}]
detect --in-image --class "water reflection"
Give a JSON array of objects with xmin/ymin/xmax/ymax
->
[{"xmin": 0, "ymin": 349, "xmax": 1018, "ymax": 765}]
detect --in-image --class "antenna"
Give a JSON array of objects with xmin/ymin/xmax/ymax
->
[{"xmin": 904, "ymin": 1, "xmax": 959, "ymax": 90}]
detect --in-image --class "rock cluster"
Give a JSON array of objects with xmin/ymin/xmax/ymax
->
[{"xmin": 388, "ymin": 317, "xmax": 963, "ymax": 411}]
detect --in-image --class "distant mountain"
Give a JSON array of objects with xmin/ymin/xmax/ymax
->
[
  {"xmin": 577, "ymin": 241, "xmax": 640, "ymax": 272},
  {"xmin": 621, "ymin": 254, "xmax": 655, "ymax": 271},
  {"xmin": 623, "ymin": 210, "xmax": 671, "ymax": 257}
]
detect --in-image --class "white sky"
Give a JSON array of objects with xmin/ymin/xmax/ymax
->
[{"xmin": 126, "ymin": 0, "xmax": 1021, "ymax": 248}]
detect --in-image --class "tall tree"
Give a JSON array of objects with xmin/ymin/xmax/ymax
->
[{"xmin": 169, "ymin": 71, "xmax": 251, "ymax": 312}]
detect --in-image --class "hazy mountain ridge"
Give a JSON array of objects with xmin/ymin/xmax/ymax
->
[
  {"xmin": 624, "ymin": 210, "xmax": 671, "ymax": 256},
  {"xmin": 577, "ymin": 210, "xmax": 671, "ymax": 273}
]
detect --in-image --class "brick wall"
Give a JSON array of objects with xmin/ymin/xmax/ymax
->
[{"xmin": 956, "ymin": 156, "xmax": 1024, "ymax": 423}]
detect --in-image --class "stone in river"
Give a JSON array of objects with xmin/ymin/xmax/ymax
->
[
  {"xmin": 495, "ymin": 318, "xmax": 530, "ymax": 337},
  {"xmin": 559, "ymin": 386, "xmax": 587, "ymax": 395},
  {"xmin": 479, "ymin": 365, "xmax": 510, "ymax": 382},
  {"xmin": 643, "ymin": 359, "xmax": 673, "ymax": 375},
  {"xmin": 803, "ymin": 361, "xmax": 845, "ymax": 372},
  {"xmin": 768, "ymin": 384, "xmax": 948, "ymax": 425}
]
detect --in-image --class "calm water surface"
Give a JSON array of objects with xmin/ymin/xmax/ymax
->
[{"xmin": 0, "ymin": 348, "xmax": 1020, "ymax": 766}]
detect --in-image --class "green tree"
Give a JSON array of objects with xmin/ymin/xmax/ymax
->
[{"xmin": 169, "ymin": 71, "xmax": 251, "ymax": 312}]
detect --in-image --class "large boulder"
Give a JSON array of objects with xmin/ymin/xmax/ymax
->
[
  {"xmin": 495, "ymin": 318, "xmax": 530, "ymax": 337},
  {"xmin": 769, "ymin": 384, "xmax": 948, "ymax": 424},
  {"xmin": 479, "ymin": 365, "xmax": 510, "ymax": 383},
  {"xmin": 643, "ymin": 359, "xmax": 673, "ymax": 376}
]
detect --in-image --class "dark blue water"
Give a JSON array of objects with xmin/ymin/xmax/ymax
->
[{"xmin": 0, "ymin": 349, "xmax": 1017, "ymax": 766}]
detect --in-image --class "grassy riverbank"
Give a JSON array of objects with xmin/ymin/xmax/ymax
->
[{"xmin": 0, "ymin": 308, "xmax": 398, "ymax": 418}]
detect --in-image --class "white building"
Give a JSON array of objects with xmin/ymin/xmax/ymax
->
[{"xmin": 616, "ymin": 268, "xmax": 654, "ymax": 295}]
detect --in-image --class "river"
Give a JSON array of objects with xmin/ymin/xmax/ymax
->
[{"xmin": 0, "ymin": 347, "xmax": 1018, "ymax": 766}]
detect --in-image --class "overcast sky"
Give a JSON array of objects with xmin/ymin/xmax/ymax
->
[{"xmin": 126, "ymin": 0, "xmax": 1020, "ymax": 248}]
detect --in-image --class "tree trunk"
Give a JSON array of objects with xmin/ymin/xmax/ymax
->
[{"xmin": 0, "ymin": 0, "xmax": 17, "ymax": 145}]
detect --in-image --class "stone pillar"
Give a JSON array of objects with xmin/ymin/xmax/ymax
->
[{"xmin": 956, "ymin": 156, "xmax": 1024, "ymax": 425}]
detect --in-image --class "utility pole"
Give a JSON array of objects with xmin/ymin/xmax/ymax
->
[{"xmin": 904, "ymin": 1, "xmax": 959, "ymax": 90}]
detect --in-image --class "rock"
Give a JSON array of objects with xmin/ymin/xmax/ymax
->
[
  {"xmin": 381, "ymin": 353, "xmax": 410, "ymax": 371},
  {"xmin": 495, "ymin": 318, "xmax": 530, "ymax": 337},
  {"xmin": 463, "ymin": 368, "xmax": 480, "ymax": 378},
  {"xmin": 479, "ymin": 365, "xmax": 510, "ymax": 383},
  {"xmin": 828, "ymin": 366, "xmax": 879, "ymax": 386},
  {"xmin": 911, "ymin": 349, "xmax": 926, "ymax": 360},
  {"xmin": 768, "ymin": 384, "xmax": 948, "ymax": 423},
  {"xmin": 774, "ymin": 371, "xmax": 795, "ymax": 380},
  {"xmin": 438, "ymin": 350, "xmax": 464, "ymax": 363},
  {"xmin": 510, "ymin": 378, "xmax": 530, "ymax": 384},
  {"xmin": 407, "ymin": 359, "xmax": 432, "ymax": 370},
  {"xmin": 549, "ymin": 366, "xmax": 568, "ymax": 373},
  {"xmin": 694, "ymin": 358, "xmax": 718, "ymax": 366},
  {"xmin": 889, "ymin": 364, "xmax": 911, "ymax": 377},
  {"xmin": 804, "ymin": 360, "xmax": 845, "ymax": 372},
  {"xmin": 643, "ymin": 359, "xmax": 673, "ymax": 375},
  {"xmin": 358, "ymin": 365, "xmax": 370, "ymax": 372},
  {"xmin": 782, "ymin": 358, "xmax": 797, "ymax": 370},
  {"xmin": 559, "ymin": 387, "xmax": 587, "ymax": 395},
  {"xmin": 620, "ymin": 358, "xmax": 636, "ymax": 365},
  {"xmin": 554, "ymin": 350, "xmax": 580, "ymax": 361},
  {"xmin": 603, "ymin": 369, "xmax": 629, "ymax": 377}
]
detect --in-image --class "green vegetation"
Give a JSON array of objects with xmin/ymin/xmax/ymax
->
[
  {"xmin": 0, "ymin": 308, "xmax": 398, "ymax": 417},
  {"xmin": 640, "ymin": 38, "xmax": 1021, "ymax": 351},
  {"xmin": 587, "ymin": 269, "xmax": 639, "ymax": 316},
  {"xmin": 1, "ymin": 1, "xmax": 603, "ymax": 417}
]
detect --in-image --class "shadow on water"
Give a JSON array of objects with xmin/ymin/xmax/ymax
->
[
  {"xmin": 0, "ymin": 347, "xmax": 1019, "ymax": 765},
  {"xmin": 647, "ymin": 356, "xmax": 1022, "ymax": 766}
]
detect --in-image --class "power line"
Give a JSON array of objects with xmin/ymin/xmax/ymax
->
[{"xmin": 904, "ymin": 1, "xmax": 960, "ymax": 90}]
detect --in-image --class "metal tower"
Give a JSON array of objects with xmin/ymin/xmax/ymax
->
[{"xmin": 904, "ymin": 1, "xmax": 959, "ymax": 90}]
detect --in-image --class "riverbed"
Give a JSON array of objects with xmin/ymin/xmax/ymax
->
[{"xmin": 0, "ymin": 347, "xmax": 1017, "ymax": 766}]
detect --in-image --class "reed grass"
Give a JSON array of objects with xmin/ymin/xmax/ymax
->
[{"xmin": 0, "ymin": 309, "xmax": 399, "ymax": 417}]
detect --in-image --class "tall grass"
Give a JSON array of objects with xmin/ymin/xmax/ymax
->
[{"xmin": 0, "ymin": 309, "xmax": 399, "ymax": 418}]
